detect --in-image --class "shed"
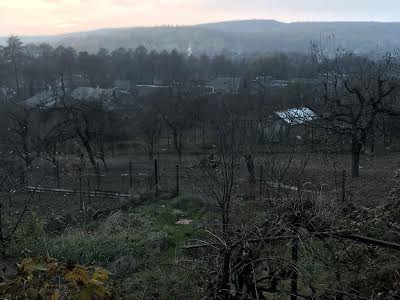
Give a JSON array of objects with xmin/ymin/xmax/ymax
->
[{"xmin": 264, "ymin": 107, "xmax": 318, "ymax": 142}]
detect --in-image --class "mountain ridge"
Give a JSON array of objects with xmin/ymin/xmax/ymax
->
[{"xmin": 1, "ymin": 19, "xmax": 399, "ymax": 55}]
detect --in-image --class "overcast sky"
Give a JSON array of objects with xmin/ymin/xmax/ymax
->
[{"xmin": 1, "ymin": 0, "xmax": 400, "ymax": 36}]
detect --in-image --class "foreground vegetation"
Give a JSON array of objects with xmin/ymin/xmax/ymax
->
[
  {"xmin": 1, "ymin": 194, "xmax": 207, "ymax": 299},
  {"xmin": 1, "ymin": 35, "xmax": 400, "ymax": 299}
]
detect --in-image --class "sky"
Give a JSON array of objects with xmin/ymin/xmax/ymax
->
[{"xmin": 1, "ymin": 0, "xmax": 400, "ymax": 36}]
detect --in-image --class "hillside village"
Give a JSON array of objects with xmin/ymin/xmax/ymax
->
[{"xmin": 1, "ymin": 32, "xmax": 400, "ymax": 299}]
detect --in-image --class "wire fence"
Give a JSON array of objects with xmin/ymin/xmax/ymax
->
[
  {"xmin": 23, "ymin": 152, "xmax": 335, "ymax": 205},
  {"xmin": 26, "ymin": 155, "xmax": 209, "ymax": 196}
]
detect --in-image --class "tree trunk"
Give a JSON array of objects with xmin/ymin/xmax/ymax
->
[
  {"xmin": 111, "ymin": 137, "xmax": 115, "ymax": 158},
  {"xmin": 245, "ymin": 155, "xmax": 256, "ymax": 200},
  {"xmin": 351, "ymin": 141, "xmax": 362, "ymax": 178},
  {"xmin": 77, "ymin": 129, "xmax": 97, "ymax": 170},
  {"xmin": 178, "ymin": 150, "xmax": 182, "ymax": 163},
  {"xmin": 148, "ymin": 145, "xmax": 154, "ymax": 160},
  {"xmin": 97, "ymin": 141, "xmax": 108, "ymax": 171},
  {"xmin": 146, "ymin": 136, "xmax": 155, "ymax": 160},
  {"xmin": 172, "ymin": 129, "xmax": 183, "ymax": 163},
  {"xmin": 244, "ymin": 155, "xmax": 256, "ymax": 184},
  {"xmin": 13, "ymin": 61, "xmax": 20, "ymax": 98},
  {"xmin": 290, "ymin": 226, "xmax": 299, "ymax": 300},
  {"xmin": 60, "ymin": 73, "xmax": 66, "ymax": 100},
  {"xmin": 219, "ymin": 249, "xmax": 232, "ymax": 300}
]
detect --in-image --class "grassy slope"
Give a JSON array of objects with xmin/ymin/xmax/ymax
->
[{"xmin": 6, "ymin": 192, "xmax": 208, "ymax": 299}]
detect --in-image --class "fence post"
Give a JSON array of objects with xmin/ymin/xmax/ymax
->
[
  {"xmin": 56, "ymin": 160, "xmax": 60, "ymax": 189},
  {"xmin": 154, "ymin": 159, "xmax": 159, "ymax": 196},
  {"xmin": 87, "ymin": 178, "xmax": 91, "ymax": 206},
  {"xmin": 79, "ymin": 177, "xmax": 83, "ymax": 210},
  {"xmin": 129, "ymin": 160, "xmax": 133, "ymax": 189},
  {"xmin": 259, "ymin": 165, "xmax": 264, "ymax": 200},
  {"xmin": 96, "ymin": 162, "xmax": 101, "ymax": 190},
  {"xmin": 176, "ymin": 164, "xmax": 180, "ymax": 195},
  {"xmin": 341, "ymin": 170, "xmax": 347, "ymax": 202}
]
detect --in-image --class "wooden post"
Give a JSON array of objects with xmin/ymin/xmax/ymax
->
[
  {"xmin": 129, "ymin": 160, "xmax": 133, "ymax": 189},
  {"xmin": 341, "ymin": 170, "xmax": 346, "ymax": 203},
  {"xmin": 259, "ymin": 165, "xmax": 264, "ymax": 200},
  {"xmin": 154, "ymin": 159, "xmax": 159, "ymax": 196},
  {"xmin": 79, "ymin": 177, "xmax": 83, "ymax": 210},
  {"xmin": 176, "ymin": 164, "xmax": 180, "ymax": 195},
  {"xmin": 87, "ymin": 178, "xmax": 91, "ymax": 206},
  {"xmin": 56, "ymin": 161, "xmax": 60, "ymax": 189},
  {"xmin": 96, "ymin": 162, "xmax": 101, "ymax": 190}
]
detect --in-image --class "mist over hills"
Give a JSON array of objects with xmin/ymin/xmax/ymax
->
[{"xmin": 2, "ymin": 20, "xmax": 400, "ymax": 55}]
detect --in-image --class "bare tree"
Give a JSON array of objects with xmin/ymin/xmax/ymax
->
[
  {"xmin": 39, "ymin": 114, "xmax": 73, "ymax": 188},
  {"xmin": 0, "ymin": 155, "xmax": 41, "ymax": 257},
  {"xmin": 4, "ymin": 36, "xmax": 24, "ymax": 98},
  {"xmin": 158, "ymin": 94, "xmax": 196, "ymax": 162},
  {"xmin": 139, "ymin": 106, "xmax": 162, "ymax": 160},
  {"xmin": 7, "ymin": 105, "xmax": 38, "ymax": 185},
  {"xmin": 61, "ymin": 99, "xmax": 112, "ymax": 180},
  {"xmin": 313, "ymin": 43, "xmax": 399, "ymax": 177},
  {"xmin": 194, "ymin": 119, "xmax": 242, "ymax": 299}
]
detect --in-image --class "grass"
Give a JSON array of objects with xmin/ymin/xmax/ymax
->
[
  {"xmin": 131, "ymin": 194, "xmax": 208, "ymax": 255},
  {"xmin": 8, "ymin": 193, "xmax": 207, "ymax": 259},
  {"xmin": 4, "ymin": 190, "xmax": 383, "ymax": 299},
  {"xmin": 3, "ymin": 192, "xmax": 208, "ymax": 299}
]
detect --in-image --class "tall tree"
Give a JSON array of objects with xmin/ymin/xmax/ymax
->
[
  {"xmin": 4, "ymin": 36, "xmax": 24, "ymax": 98},
  {"xmin": 313, "ymin": 45, "xmax": 399, "ymax": 177}
]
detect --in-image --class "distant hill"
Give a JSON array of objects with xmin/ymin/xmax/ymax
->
[{"xmin": 2, "ymin": 20, "xmax": 400, "ymax": 55}]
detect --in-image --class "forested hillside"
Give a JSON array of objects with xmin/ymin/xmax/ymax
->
[{"xmin": 2, "ymin": 20, "xmax": 400, "ymax": 54}]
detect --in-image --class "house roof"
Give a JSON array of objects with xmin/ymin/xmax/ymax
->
[
  {"xmin": 71, "ymin": 87, "xmax": 113, "ymax": 101},
  {"xmin": 23, "ymin": 90, "xmax": 59, "ymax": 108},
  {"xmin": 270, "ymin": 80, "xmax": 290, "ymax": 88},
  {"xmin": 23, "ymin": 86, "xmax": 116, "ymax": 109},
  {"xmin": 113, "ymin": 80, "xmax": 131, "ymax": 91},
  {"xmin": 134, "ymin": 85, "xmax": 170, "ymax": 97},
  {"xmin": 275, "ymin": 107, "xmax": 317, "ymax": 125},
  {"xmin": 208, "ymin": 76, "xmax": 242, "ymax": 92}
]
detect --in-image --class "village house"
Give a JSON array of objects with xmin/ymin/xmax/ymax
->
[
  {"xmin": 132, "ymin": 84, "xmax": 171, "ymax": 98},
  {"xmin": 22, "ymin": 86, "xmax": 123, "ymax": 110},
  {"xmin": 208, "ymin": 76, "xmax": 243, "ymax": 94},
  {"xmin": 31, "ymin": 75, "xmax": 91, "ymax": 96},
  {"xmin": 263, "ymin": 107, "xmax": 318, "ymax": 143}
]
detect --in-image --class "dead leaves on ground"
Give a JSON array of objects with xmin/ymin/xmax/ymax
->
[{"xmin": 0, "ymin": 257, "xmax": 115, "ymax": 299}]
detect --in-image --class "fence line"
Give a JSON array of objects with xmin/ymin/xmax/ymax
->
[{"xmin": 24, "ymin": 186, "xmax": 134, "ymax": 199}]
